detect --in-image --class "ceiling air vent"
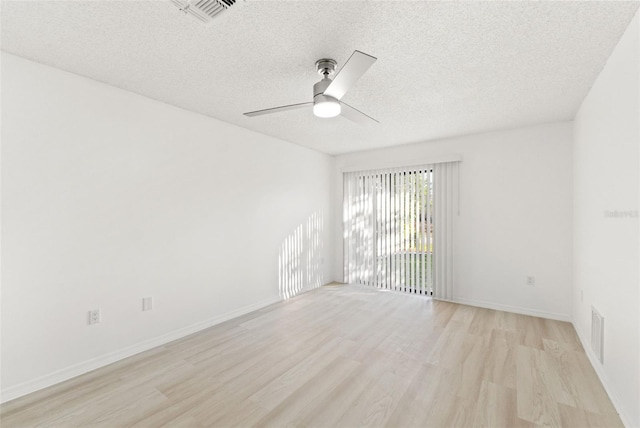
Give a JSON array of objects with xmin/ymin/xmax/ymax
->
[{"xmin": 172, "ymin": 0, "xmax": 236, "ymax": 24}]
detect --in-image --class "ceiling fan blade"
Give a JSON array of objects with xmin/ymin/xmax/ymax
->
[
  {"xmin": 323, "ymin": 50, "xmax": 377, "ymax": 100},
  {"xmin": 341, "ymin": 102, "xmax": 379, "ymax": 125},
  {"xmin": 244, "ymin": 102, "xmax": 312, "ymax": 117}
]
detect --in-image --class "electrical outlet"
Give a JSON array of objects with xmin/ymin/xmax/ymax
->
[
  {"xmin": 526, "ymin": 276, "xmax": 535, "ymax": 286},
  {"xmin": 142, "ymin": 297, "xmax": 153, "ymax": 312},
  {"xmin": 88, "ymin": 309, "xmax": 101, "ymax": 325}
]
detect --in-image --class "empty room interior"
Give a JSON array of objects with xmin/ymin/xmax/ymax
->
[{"xmin": 1, "ymin": 1, "xmax": 639, "ymax": 427}]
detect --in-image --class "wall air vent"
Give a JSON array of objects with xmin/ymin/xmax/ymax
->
[
  {"xmin": 172, "ymin": 0, "xmax": 236, "ymax": 24},
  {"xmin": 591, "ymin": 306, "xmax": 604, "ymax": 364}
]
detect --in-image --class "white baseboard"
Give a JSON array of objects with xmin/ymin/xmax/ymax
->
[
  {"xmin": 341, "ymin": 284, "xmax": 572, "ymax": 322},
  {"xmin": 0, "ymin": 294, "xmax": 283, "ymax": 404},
  {"xmin": 442, "ymin": 296, "xmax": 572, "ymax": 322},
  {"xmin": 572, "ymin": 323, "xmax": 632, "ymax": 428}
]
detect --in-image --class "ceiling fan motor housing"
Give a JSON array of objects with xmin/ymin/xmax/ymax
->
[
  {"xmin": 313, "ymin": 78, "xmax": 338, "ymax": 103},
  {"xmin": 314, "ymin": 59, "xmax": 340, "ymax": 106}
]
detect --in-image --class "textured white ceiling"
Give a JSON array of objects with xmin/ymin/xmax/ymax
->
[{"xmin": 2, "ymin": 1, "xmax": 638, "ymax": 155}]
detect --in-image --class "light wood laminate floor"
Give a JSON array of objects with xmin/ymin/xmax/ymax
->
[{"xmin": 1, "ymin": 284, "xmax": 622, "ymax": 427}]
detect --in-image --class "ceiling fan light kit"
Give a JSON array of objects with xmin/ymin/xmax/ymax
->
[
  {"xmin": 312, "ymin": 71, "xmax": 341, "ymax": 118},
  {"xmin": 313, "ymin": 98, "xmax": 341, "ymax": 118},
  {"xmin": 244, "ymin": 50, "xmax": 379, "ymax": 124}
]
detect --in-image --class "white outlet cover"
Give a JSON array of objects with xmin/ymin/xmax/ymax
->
[
  {"xmin": 143, "ymin": 297, "xmax": 153, "ymax": 311},
  {"xmin": 88, "ymin": 309, "xmax": 101, "ymax": 325}
]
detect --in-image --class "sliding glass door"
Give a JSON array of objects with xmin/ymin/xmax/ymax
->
[{"xmin": 343, "ymin": 167, "xmax": 433, "ymax": 295}]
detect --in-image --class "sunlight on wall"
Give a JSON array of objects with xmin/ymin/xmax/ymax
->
[{"xmin": 278, "ymin": 212, "xmax": 324, "ymax": 299}]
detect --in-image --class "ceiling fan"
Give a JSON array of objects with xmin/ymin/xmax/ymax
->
[{"xmin": 244, "ymin": 50, "xmax": 378, "ymax": 124}]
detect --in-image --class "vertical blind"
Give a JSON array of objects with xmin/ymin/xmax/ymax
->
[
  {"xmin": 432, "ymin": 161, "xmax": 458, "ymax": 300},
  {"xmin": 343, "ymin": 162, "xmax": 458, "ymax": 298},
  {"xmin": 343, "ymin": 166, "xmax": 434, "ymax": 294}
]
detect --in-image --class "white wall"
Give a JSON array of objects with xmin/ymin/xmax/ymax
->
[
  {"xmin": 0, "ymin": 53, "xmax": 334, "ymax": 400},
  {"xmin": 333, "ymin": 122, "xmax": 574, "ymax": 320},
  {"xmin": 573, "ymin": 11, "xmax": 639, "ymax": 428}
]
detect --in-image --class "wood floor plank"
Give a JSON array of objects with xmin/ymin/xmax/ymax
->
[
  {"xmin": 253, "ymin": 356, "xmax": 361, "ymax": 427},
  {"xmin": 295, "ymin": 363, "xmax": 374, "ymax": 427},
  {"xmin": 557, "ymin": 403, "xmax": 624, "ymax": 428},
  {"xmin": 385, "ymin": 363, "xmax": 452, "ymax": 426},
  {"xmin": 0, "ymin": 284, "xmax": 622, "ymax": 428},
  {"xmin": 449, "ymin": 333, "xmax": 491, "ymax": 402},
  {"xmin": 335, "ymin": 368, "xmax": 411, "ymax": 427},
  {"xmin": 483, "ymin": 329, "xmax": 518, "ymax": 389},
  {"xmin": 424, "ymin": 320, "xmax": 472, "ymax": 367},
  {"xmin": 248, "ymin": 346, "xmax": 342, "ymax": 409},
  {"xmin": 450, "ymin": 303, "xmax": 477, "ymax": 329},
  {"xmin": 468, "ymin": 307, "xmax": 497, "ymax": 337},
  {"xmin": 209, "ymin": 399, "xmax": 270, "ymax": 428},
  {"xmin": 543, "ymin": 340, "xmax": 620, "ymax": 416},
  {"xmin": 128, "ymin": 383, "xmax": 220, "ymax": 427},
  {"xmin": 517, "ymin": 313, "xmax": 547, "ymax": 350},
  {"xmin": 541, "ymin": 319, "xmax": 584, "ymax": 352},
  {"xmin": 472, "ymin": 381, "xmax": 534, "ymax": 428},
  {"xmin": 517, "ymin": 345, "xmax": 562, "ymax": 427},
  {"xmin": 495, "ymin": 309, "xmax": 519, "ymax": 332},
  {"xmin": 35, "ymin": 383, "xmax": 168, "ymax": 427}
]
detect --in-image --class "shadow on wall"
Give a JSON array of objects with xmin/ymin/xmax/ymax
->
[{"xmin": 278, "ymin": 212, "xmax": 324, "ymax": 299}]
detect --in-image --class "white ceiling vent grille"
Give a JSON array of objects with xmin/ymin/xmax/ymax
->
[
  {"xmin": 591, "ymin": 306, "xmax": 604, "ymax": 364},
  {"xmin": 172, "ymin": 0, "xmax": 236, "ymax": 24}
]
